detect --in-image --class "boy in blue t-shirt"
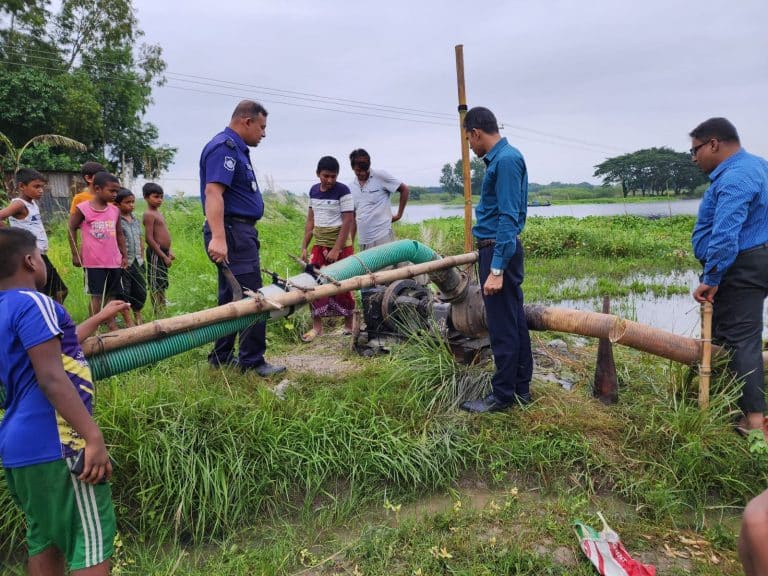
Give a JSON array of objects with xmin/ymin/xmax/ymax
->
[{"xmin": 0, "ymin": 228, "xmax": 128, "ymax": 575}]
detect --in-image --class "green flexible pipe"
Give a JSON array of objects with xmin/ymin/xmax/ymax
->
[{"xmin": 90, "ymin": 240, "xmax": 440, "ymax": 380}]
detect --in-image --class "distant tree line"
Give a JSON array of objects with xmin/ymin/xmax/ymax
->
[
  {"xmin": 0, "ymin": 0, "xmax": 176, "ymax": 181},
  {"xmin": 593, "ymin": 147, "xmax": 707, "ymax": 197},
  {"xmin": 529, "ymin": 181, "xmax": 595, "ymax": 192},
  {"xmin": 434, "ymin": 161, "xmax": 606, "ymax": 201}
]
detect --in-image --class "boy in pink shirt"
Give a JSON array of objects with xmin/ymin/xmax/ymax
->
[{"xmin": 68, "ymin": 172, "xmax": 127, "ymax": 331}]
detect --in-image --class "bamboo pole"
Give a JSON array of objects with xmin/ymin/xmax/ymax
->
[
  {"xmin": 524, "ymin": 304, "xmax": 723, "ymax": 366},
  {"xmin": 82, "ymin": 252, "xmax": 480, "ymax": 357},
  {"xmin": 699, "ymin": 302, "xmax": 713, "ymax": 409},
  {"xmin": 455, "ymin": 45, "xmax": 473, "ymax": 254}
]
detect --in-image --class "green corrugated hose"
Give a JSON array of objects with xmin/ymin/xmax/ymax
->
[{"xmin": 90, "ymin": 240, "xmax": 439, "ymax": 380}]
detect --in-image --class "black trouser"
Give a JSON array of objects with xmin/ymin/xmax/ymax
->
[
  {"xmin": 478, "ymin": 242, "xmax": 533, "ymax": 404},
  {"xmin": 203, "ymin": 219, "xmax": 266, "ymax": 369},
  {"xmin": 712, "ymin": 245, "xmax": 768, "ymax": 414}
]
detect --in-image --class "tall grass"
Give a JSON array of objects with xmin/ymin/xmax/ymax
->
[
  {"xmin": 82, "ymin": 357, "xmax": 476, "ymax": 546},
  {"xmin": 389, "ymin": 326, "xmax": 491, "ymax": 414},
  {"xmin": 617, "ymin": 362, "xmax": 768, "ymax": 525}
]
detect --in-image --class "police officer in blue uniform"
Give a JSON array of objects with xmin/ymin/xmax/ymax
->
[{"xmin": 200, "ymin": 100, "xmax": 285, "ymax": 377}]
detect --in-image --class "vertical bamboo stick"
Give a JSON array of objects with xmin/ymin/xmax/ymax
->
[
  {"xmin": 455, "ymin": 45, "xmax": 473, "ymax": 254},
  {"xmin": 699, "ymin": 302, "xmax": 713, "ymax": 409}
]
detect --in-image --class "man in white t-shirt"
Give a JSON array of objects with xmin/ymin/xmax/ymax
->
[{"xmin": 348, "ymin": 149, "xmax": 410, "ymax": 250}]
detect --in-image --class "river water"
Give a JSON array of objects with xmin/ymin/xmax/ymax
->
[{"xmin": 402, "ymin": 199, "xmax": 701, "ymax": 223}]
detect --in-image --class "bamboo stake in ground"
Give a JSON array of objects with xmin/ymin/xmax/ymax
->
[
  {"xmin": 454, "ymin": 44, "xmax": 473, "ymax": 254},
  {"xmin": 699, "ymin": 301, "xmax": 713, "ymax": 409},
  {"xmin": 593, "ymin": 295, "xmax": 619, "ymax": 404}
]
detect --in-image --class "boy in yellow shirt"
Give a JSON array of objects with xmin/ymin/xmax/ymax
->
[{"xmin": 69, "ymin": 162, "xmax": 106, "ymax": 215}]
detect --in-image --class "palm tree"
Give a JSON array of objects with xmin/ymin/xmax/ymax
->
[{"xmin": 1, "ymin": 131, "xmax": 87, "ymax": 199}]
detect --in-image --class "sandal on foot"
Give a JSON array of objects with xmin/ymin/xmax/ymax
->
[{"xmin": 301, "ymin": 329, "xmax": 320, "ymax": 343}]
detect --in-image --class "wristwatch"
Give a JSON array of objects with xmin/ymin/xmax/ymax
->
[{"xmin": 491, "ymin": 268, "xmax": 503, "ymax": 276}]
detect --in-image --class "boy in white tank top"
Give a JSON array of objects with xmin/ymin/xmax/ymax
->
[{"xmin": 0, "ymin": 169, "xmax": 68, "ymax": 303}]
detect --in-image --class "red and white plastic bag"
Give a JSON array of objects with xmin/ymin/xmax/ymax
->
[{"xmin": 573, "ymin": 512, "xmax": 656, "ymax": 576}]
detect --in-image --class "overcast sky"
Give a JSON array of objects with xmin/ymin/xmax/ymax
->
[{"xmin": 131, "ymin": 0, "xmax": 768, "ymax": 196}]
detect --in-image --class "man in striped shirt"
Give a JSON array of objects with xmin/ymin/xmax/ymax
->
[{"xmin": 690, "ymin": 117, "xmax": 768, "ymax": 437}]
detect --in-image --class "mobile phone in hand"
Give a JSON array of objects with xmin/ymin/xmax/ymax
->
[{"xmin": 69, "ymin": 451, "xmax": 110, "ymax": 484}]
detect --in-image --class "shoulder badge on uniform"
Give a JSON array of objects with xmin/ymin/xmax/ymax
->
[{"xmin": 224, "ymin": 156, "xmax": 236, "ymax": 171}]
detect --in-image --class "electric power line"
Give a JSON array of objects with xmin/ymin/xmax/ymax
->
[{"xmin": 1, "ymin": 46, "xmax": 625, "ymax": 155}]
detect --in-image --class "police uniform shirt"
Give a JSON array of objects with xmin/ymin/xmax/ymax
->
[{"xmin": 199, "ymin": 126, "xmax": 264, "ymax": 220}]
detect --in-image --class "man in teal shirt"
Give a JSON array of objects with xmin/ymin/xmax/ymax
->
[{"xmin": 460, "ymin": 107, "xmax": 533, "ymax": 413}]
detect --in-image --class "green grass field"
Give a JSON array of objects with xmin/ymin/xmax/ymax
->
[{"xmin": 0, "ymin": 196, "xmax": 763, "ymax": 575}]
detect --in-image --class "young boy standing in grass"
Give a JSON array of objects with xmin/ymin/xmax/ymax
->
[
  {"xmin": 69, "ymin": 161, "xmax": 106, "ymax": 216},
  {"xmin": 0, "ymin": 227, "xmax": 127, "ymax": 576},
  {"xmin": 0, "ymin": 168, "xmax": 68, "ymax": 304},
  {"xmin": 68, "ymin": 172, "xmax": 127, "ymax": 331},
  {"xmin": 300, "ymin": 156, "xmax": 355, "ymax": 342},
  {"xmin": 116, "ymin": 188, "xmax": 146, "ymax": 326},
  {"xmin": 142, "ymin": 182, "xmax": 174, "ymax": 316}
]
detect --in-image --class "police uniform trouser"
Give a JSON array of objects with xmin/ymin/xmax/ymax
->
[
  {"xmin": 478, "ymin": 241, "xmax": 533, "ymax": 404},
  {"xmin": 203, "ymin": 219, "xmax": 266, "ymax": 368},
  {"xmin": 712, "ymin": 244, "xmax": 768, "ymax": 415}
]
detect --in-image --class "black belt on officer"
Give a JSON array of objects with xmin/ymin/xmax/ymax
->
[
  {"xmin": 476, "ymin": 238, "xmax": 495, "ymax": 249},
  {"xmin": 224, "ymin": 215, "xmax": 257, "ymax": 226},
  {"xmin": 474, "ymin": 236, "xmax": 521, "ymax": 250}
]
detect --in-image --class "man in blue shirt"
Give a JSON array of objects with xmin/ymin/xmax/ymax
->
[
  {"xmin": 200, "ymin": 100, "xmax": 285, "ymax": 377},
  {"xmin": 690, "ymin": 117, "xmax": 768, "ymax": 437},
  {"xmin": 460, "ymin": 107, "xmax": 533, "ymax": 413}
]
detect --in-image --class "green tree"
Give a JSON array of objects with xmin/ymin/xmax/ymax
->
[
  {"xmin": 594, "ymin": 148, "xmax": 707, "ymax": 197},
  {"xmin": 440, "ymin": 158, "xmax": 486, "ymax": 197},
  {"xmin": 470, "ymin": 157, "xmax": 485, "ymax": 195},
  {"xmin": 440, "ymin": 162, "xmax": 460, "ymax": 197},
  {"xmin": 0, "ymin": 0, "xmax": 176, "ymax": 177},
  {"xmin": 0, "ymin": 0, "xmax": 48, "ymax": 39}
]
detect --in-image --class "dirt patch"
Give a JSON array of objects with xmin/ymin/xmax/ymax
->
[{"xmin": 273, "ymin": 333, "xmax": 363, "ymax": 378}]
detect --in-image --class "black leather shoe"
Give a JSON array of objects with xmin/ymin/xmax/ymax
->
[
  {"xmin": 460, "ymin": 394, "xmax": 513, "ymax": 413},
  {"xmin": 246, "ymin": 362, "xmax": 287, "ymax": 377}
]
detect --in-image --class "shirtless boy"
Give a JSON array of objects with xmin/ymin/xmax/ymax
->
[{"xmin": 142, "ymin": 183, "xmax": 174, "ymax": 315}]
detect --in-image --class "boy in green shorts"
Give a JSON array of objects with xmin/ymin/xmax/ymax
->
[{"xmin": 0, "ymin": 228, "xmax": 128, "ymax": 575}]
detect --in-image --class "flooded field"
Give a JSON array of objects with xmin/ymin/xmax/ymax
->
[{"xmin": 547, "ymin": 270, "xmax": 768, "ymax": 337}]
